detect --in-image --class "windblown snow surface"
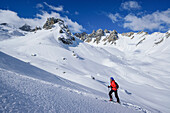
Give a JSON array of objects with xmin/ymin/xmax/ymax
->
[{"xmin": 0, "ymin": 23, "xmax": 170, "ymax": 113}]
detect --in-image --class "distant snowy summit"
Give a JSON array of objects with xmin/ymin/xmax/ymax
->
[
  {"xmin": 0, "ymin": 17, "xmax": 76, "ymax": 45},
  {"xmin": 19, "ymin": 24, "xmax": 41, "ymax": 32}
]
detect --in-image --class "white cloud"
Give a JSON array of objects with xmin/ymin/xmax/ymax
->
[
  {"xmin": 36, "ymin": 3, "xmax": 44, "ymax": 9},
  {"xmin": 108, "ymin": 13, "xmax": 122, "ymax": 23},
  {"xmin": 64, "ymin": 17, "xmax": 84, "ymax": 33},
  {"xmin": 123, "ymin": 8, "xmax": 170, "ymax": 31},
  {"xmin": 75, "ymin": 11, "xmax": 79, "ymax": 15},
  {"xmin": 121, "ymin": 1, "xmax": 141, "ymax": 10},
  {"xmin": 0, "ymin": 10, "xmax": 24, "ymax": 27},
  {"xmin": 37, "ymin": 11, "xmax": 84, "ymax": 32},
  {"xmin": 0, "ymin": 9, "xmax": 84, "ymax": 33},
  {"xmin": 44, "ymin": 2, "xmax": 63, "ymax": 12}
]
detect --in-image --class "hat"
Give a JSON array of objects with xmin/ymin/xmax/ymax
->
[{"xmin": 110, "ymin": 77, "xmax": 114, "ymax": 80}]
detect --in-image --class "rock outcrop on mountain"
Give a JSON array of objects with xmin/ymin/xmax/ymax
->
[
  {"xmin": 103, "ymin": 30, "xmax": 118, "ymax": 44},
  {"xmin": 84, "ymin": 29, "xmax": 105, "ymax": 44},
  {"xmin": 75, "ymin": 29, "xmax": 109, "ymax": 44},
  {"xmin": 74, "ymin": 32, "xmax": 87, "ymax": 41},
  {"xmin": 96, "ymin": 29, "xmax": 104, "ymax": 37},
  {"xmin": 165, "ymin": 31, "xmax": 170, "ymax": 38},
  {"xmin": 58, "ymin": 36, "xmax": 74, "ymax": 45},
  {"xmin": 43, "ymin": 17, "xmax": 64, "ymax": 29},
  {"xmin": 42, "ymin": 17, "xmax": 75, "ymax": 45},
  {"xmin": 92, "ymin": 29, "xmax": 104, "ymax": 44},
  {"xmin": 87, "ymin": 29, "xmax": 104, "ymax": 38},
  {"xmin": 137, "ymin": 31, "xmax": 148, "ymax": 35},
  {"xmin": 19, "ymin": 24, "xmax": 31, "ymax": 32},
  {"xmin": 75, "ymin": 29, "xmax": 119, "ymax": 45},
  {"xmin": 122, "ymin": 32, "xmax": 134, "ymax": 37},
  {"xmin": 19, "ymin": 24, "xmax": 41, "ymax": 32},
  {"xmin": 31, "ymin": 26, "xmax": 41, "ymax": 32},
  {"xmin": 88, "ymin": 30, "xmax": 96, "ymax": 37},
  {"xmin": 104, "ymin": 29, "xmax": 110, "ymax": 33}
]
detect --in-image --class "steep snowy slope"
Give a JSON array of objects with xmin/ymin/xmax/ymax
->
[
  {"xmin": 0, "ymin": 52, "xmax": 143, "ymax": 113},
  {"xmin": 0, "ymin": 19, "xmax": 170, "ymax": 112}
]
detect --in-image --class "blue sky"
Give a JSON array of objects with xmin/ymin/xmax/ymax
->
[{"xmin": 0, "ymin": 0, "xmax": 169, "ymax": 33}]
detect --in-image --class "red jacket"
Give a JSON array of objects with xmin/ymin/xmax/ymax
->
[{"xmin": 110, "ymin": 80, "xmax": 117, "ymax": 91}]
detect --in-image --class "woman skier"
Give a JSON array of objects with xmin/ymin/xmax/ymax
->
[{"xmin": 108, "ymin": 77, "xmax": 120, "ymax": 103}]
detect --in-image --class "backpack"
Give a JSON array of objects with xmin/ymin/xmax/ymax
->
[{"xmin": 115, "ymin": 82, "xmax": 119, "ymax": 89}]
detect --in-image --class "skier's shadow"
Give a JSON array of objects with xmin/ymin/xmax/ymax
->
[
  {"xmin": 96, "ymin": 79, "xmax": 107, "ymax": 86},
  {"xmin": 125, "ymin": 90, "xmax": 132, "ymax": 95}
]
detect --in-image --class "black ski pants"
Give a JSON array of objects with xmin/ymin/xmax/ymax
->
[{"xmin": 109, "ymin": 90, "xmax": 120, "ymax": 103}]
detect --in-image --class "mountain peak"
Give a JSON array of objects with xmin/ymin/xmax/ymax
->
[
  {"xmin": 19, "ymin": 24, "xmax": 31, "ymax": 32},
  {"xmin": 43, "ymin": 17, "xmax": 64, "ymax": 30}
]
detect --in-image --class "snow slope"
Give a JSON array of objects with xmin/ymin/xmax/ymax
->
[
  {"xmin": 0, "ymin": 52, "xmax": 143, "ymax": 113},
  {"xmin": 0, "ymin": 21, "xmax": 170, "ymax": 112}
]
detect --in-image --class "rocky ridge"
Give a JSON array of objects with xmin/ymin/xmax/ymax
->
[
  {"xmin": 43, "ymin": 17, "xmax": 75, "ymax": 45},
  {"xmin": 75, "ymin": 28, "xmax": 170, "ymax": 46},
  {"xmin": 75, "ymin": 29, "xmax": 119, "ymax": 45}
]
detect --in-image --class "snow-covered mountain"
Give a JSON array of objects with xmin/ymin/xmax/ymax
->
[
  {"xmin": 0, "ymin": 23, "xmax": 26, "ymax": 41},
  {"xmin": 76, "ymin": 28, "xmax": 170, "ymax": 53},
  {"xmin": 0, "ymin": 17, "xmax": 170, "ymax": 113}
]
